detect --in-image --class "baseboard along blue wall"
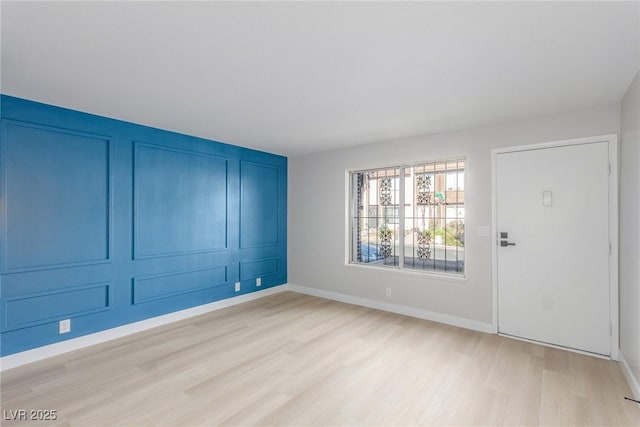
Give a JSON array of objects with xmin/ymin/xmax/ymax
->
[{"xmin": 0, "ymin": 95, "xmax": 287, "ymax": 356}]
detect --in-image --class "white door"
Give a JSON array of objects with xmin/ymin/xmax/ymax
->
[{"xmin": 496, "ymin": 141, "xmax": 611, "ymax": 356}]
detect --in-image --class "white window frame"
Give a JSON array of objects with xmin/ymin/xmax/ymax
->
[{"xmin": 345, "ymin": 158, "xmax": 467, "ymax": 279}]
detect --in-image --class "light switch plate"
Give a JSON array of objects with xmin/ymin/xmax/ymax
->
[{"xmin": 477, "ymin": 225, "xmax": 489, "ymax": 237}]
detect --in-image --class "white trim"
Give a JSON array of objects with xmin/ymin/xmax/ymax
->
[
  {"xmin": 499, "ymin": 333, "xmax": 611, "ymax": 360},
  {"xmin": 608, "ymin": 136, "xmax": 620, "ymax": 360},
  {"xmin": 345, "ymin": 156, "xmax": 467, "ymax": 175},
  {"xmin": 398, "ymin": 167, "xmax": 405, "ymax": 268},
  {"xmin": 287, "ymin": 283, "xmax": 493, "ymax": 334},
  {"xmin": 619, "ymin": 350, "xmax": 640, "ymax": 400},
  {"xmin": 491, "ymin": 134, "xmax": 619, "ymax": 358},
  {"xmin": 491, "ymin": 149, "xmax": 499, "ymax": 333},
  {"xmin": 344, "ymin": 261, "xmax": 468, "ymax": 282},
  {"xmin": 0, "ymin": 285, "xmax": 289, "ymax": 372},
  {"xmin": 344, "ymin": 159, "xmax": 468, "ymax": 278},
  {"xmin": 345, "ymin": 169, "xmax": 352, "ymax": 265}
]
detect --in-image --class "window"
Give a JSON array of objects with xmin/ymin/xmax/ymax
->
[{"xmin": 349, "ymin": 159, "xmax": 465, "ymax": 275}]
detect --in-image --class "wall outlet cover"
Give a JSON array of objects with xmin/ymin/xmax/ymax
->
[{"xmin": 59, "ymin": 319, "xmax": 71, "ymax": 334}]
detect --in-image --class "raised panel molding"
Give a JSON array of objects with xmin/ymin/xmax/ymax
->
[
  {"xmin": 240, "ymin": 257, "xmax": 279, "ymax": 281},
  {"xmin": 132, "ymin": 266, "xmax": 228, "ymax": 305},
  {"xmin": 0, "ymin": 95, "xmax": 287, "ymax": 357},
  {"xmin": 3, "ymin": 283, "xmax": 111, "ymax": 331},
  {"xmin": 240, "ymin": 161, "xmax": 279, "ymax": 248},
  {"xmin": 2, "ymin": 121, "xmax": 111, "ymax": 272},
  {"xmin": 133, "ymin": 142, "xmax": 229, "ymax": 259}
]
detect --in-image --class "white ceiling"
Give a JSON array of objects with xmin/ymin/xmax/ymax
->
[{"xmin": 2, "ymin": 1, "xmax": 639, "ymax": 157}]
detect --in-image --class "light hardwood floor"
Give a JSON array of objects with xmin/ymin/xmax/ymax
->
[{"xmin": 2, "ymin": 291, "xmax": 639, "ymax": 426}]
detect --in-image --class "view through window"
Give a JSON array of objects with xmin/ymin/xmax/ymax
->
[{"xmin": 350, "ymin": 159, "xmax": 465, "ymax": 274}]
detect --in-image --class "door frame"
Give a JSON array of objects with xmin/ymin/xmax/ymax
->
[{"xmin": 491, "ymin": 134, "xmax": 619, "ymax": 360}]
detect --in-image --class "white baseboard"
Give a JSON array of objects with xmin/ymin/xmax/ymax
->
[
  {"xmin": 619, "ymin": 350, "xmax": 640, "ymax": 401},
  {"xmin": 0, "ymin": 284, "xmax": 289, "ymax": 372},
  {"xmin": 287, "ymin": 283, "xmax": 494, "ymax": 334}
]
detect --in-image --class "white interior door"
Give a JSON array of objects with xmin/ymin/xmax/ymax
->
[{"xmin": 496, "ymin": 141, "xmax": 611, "ymax": 356}]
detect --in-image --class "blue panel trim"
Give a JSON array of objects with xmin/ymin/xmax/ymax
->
[
  {"xmin": 240, "ymin": 257, "xmax": 279, "ymax": 281},
  {"xmin": 240, "ymin": 161, "xmax": 279, "ymax": 248},
  {"xmin": 3, "ymin": 283, "xmax": 111, "ymax": 331},
  {"xmin": 133, "ymin": 141, "xmax": 228, "ymax": 259},
  {"xmin": 132, "ymin": 266, "xmax": 228, "ymax": 305},
  {"xmin": 0, "ymin": 95, "xmax": 287, "ymax": 356},
  {"xmin": 1, "ymin": 120, "xmax": 113, "ymax": 273}
]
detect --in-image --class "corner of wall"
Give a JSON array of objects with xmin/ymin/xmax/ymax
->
[
  {"xmin": 619, "ymin": 350, "xmax": 640, "ymax": 399},
  {"xmin": 619, "ymin": 68, "xmax": 640, "ymax": 400}
]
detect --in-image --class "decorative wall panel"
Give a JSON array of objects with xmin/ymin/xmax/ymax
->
[
  {"xmin": 0, "ymin": 95, "xmax": 287, "ymax": 357},
  {"xmin": 240, "ymin": 161, "xmax": 278, "ymax": 248},
  {"xmin": 240, "ymin": 257, "xmax": 279, "ymax": 281},
  {"xmin": 133, "ymin": 143, "xmax": 228, "ymax": 259},
  {"xmin": 4, "ymin": 283, "xmax": 110, "ymax": 331},
  {"xmin": 3, "ymin": 122, "xmax": 110, "ymax": 271},
  {"xmin": 132, "ymin": 266, "xmax": 227, "ymax": 305}
]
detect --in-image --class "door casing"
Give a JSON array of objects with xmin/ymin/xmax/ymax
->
[{"xmin": 491, "ymin": 134, "xmax": 619, "ymax": 360}]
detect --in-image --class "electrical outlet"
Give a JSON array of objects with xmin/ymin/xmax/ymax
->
[
  {"xmin": 385, "ymin": 288, "xmax": 392, "ymax": 298},
  {"xmin": 256, "ymin": 277, "xmax": 261, "ymax": 287},
  {"xmin": 59, "ymin": 319, "xmax": 71, "ymax": 334},
  {"xmin": 235, "ymin": 282, "xmax": 240, "ymax": 292}
]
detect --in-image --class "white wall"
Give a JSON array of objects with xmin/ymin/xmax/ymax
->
[
  {"xmin": 288, "ymin": 104, "xmax": 620, "ymax": 327},
  {"xmin": 620, "ymin": 69, "xmax": 640, "ymax": 397}
]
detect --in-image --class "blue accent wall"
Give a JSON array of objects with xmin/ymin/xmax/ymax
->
[{"xmin": 0, "ymin": 95, "xmax": 287, "ymax": 356}]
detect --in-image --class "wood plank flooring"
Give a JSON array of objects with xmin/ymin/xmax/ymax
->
[{"xmin": 2, "ymin": 291, "xmax": 639, "ymax": 426}]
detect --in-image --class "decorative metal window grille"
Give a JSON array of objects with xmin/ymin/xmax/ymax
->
[
  {"xmin": 416, "ymin": 230, "xmax": 432, "ymax": 260},
  {"xmin": 379, "ymin": 226, "xmax": 393, "ymax": 259},
  {"xmin": 416, "ymin": 174, "xmax": 431, "ymax": 205},
  {"xmin": 350, "ymin": 159, "xmax": 465, "ymax": 275},
  {"xmin": 379, "ymin": 177, "xmax": 393, "ymax": 206}
]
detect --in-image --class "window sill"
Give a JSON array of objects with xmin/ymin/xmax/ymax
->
[{"xmin": 344, "ymin": 262, "xmax": 468, "ymax": 282}]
